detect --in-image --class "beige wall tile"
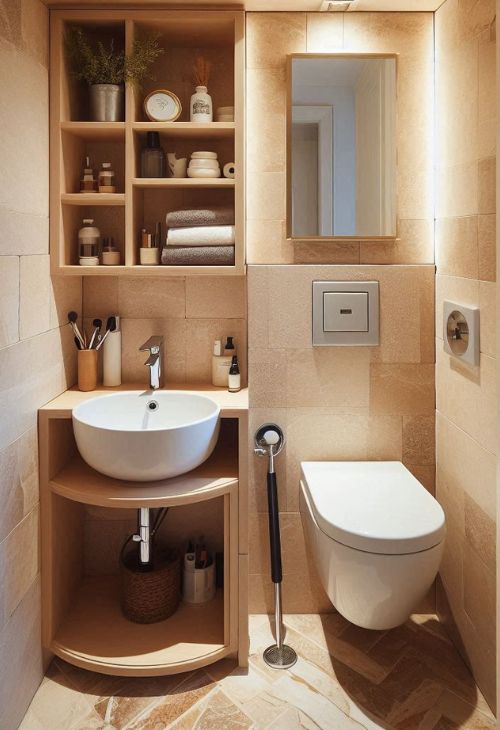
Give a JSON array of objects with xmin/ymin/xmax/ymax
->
[
  {"xmin": 0, "ymin": 35, "xmax": 48, "ymax": 218},
  {"xmin": 478, "ymin": 213, "xmax": 496, "ymax": 281},
  {"xmin": 436, "ymin": 347, "xmax": 496, "ymax": 455},
  {"xmin": 49, "ymin": 275, "xmax": 82, "ymax": 330},
  {"xmin": 464, "ymin": 493, "xmax": 496, "ymax": 571},
  {"xmin": 119, "ymin": 278, "xmax": 185, "ymax": 319},
  {"xmin": 0, "ymin": 507, "xmax": 39, "ymax": 630},
  {"xmin": 370, "ymin": 364, "xmax": 435, "ymax": 415},
  {"xmin": 463, "ymin": 548, "xmax": 496, "ymax": 649},
  {"xmin": 248, "ymin": 349, "xmax": 287, "ymax": 408},
  {"xmin": 435, "ymin": 216, "xmax": 478, "ymax": 279},
  {"xmin": 479, "ymin": 280, "xmax": 496, "ymax": 357},
  {"xmin": 436, "ymin": 412, "xmax": 495, "ymax": 521},
  {"xmin": 0, "ymin": 326, "xmax": 76, "ymax": 451},
  {"xmin": 186, "ymin": 277, "xmax": 246, "ymax": 320},
  {"xmin": 0, "ymin": 577, "xmax": 43, "ymax": 730},
  {"xmin": 246, "ymin": 13, "xmax": 306, "ymax": 70},
  {"xmin": 82, "ymin": 276, "xmax": 119, "ymax": 318},
  {"xmin": 246, "ymin": 68, "xmax": 286, "ymax": 175},
  {"xmin": 246, "ymin": 220, "xmax": 292, "ymax": 265},
  {"xmin": 402, "ymin": 415, "xmax": 435, "ymax": 466},
  {"xmin": 0, "ymin": 256, "xmax": 19, "ymax": 348},
  {"xmin": 360, "ymin": 220, "xmax": 433, "ymax": 266},
  {"xmin": 21, "ymin": 0, "xmax": 49, "ymax": 67},
  {"xmin": 247, "ymin": 172, "xmax": 285, "ymax": 222},
  {"xmin": 247, "ymin": 266, "xmax": 270, "ymax": 349},
  {"xmin": 305, "ymin": 12, "xmax": 343, "ymax": 51},
  {"xmin": 0, "ymin": 208, "xmax": 48, "ymax": 257},
  {"xmin": 0, "ymin": 428, "xmax": 38, "ymax": 545},
  {"xmin": 477, "ymin": 156, "xmax": 496, "ymax": 215},
  {"xmin": 294, "ymin": 242, "xmax": 360, "ymax": 265},
  {"xmin": 19, "ymin": 255, "xmax": 50, "ymax": 339},
  {"xmin": 285, "ymin": 348, "xmax": 370, "ymax": 410},
  {"xmin": 343, "ymin": 13, "xmax": 433, "ymax": 58},
  {"xmin": 436, "ymin": 163, "xmax": 478, "ymax": 219}
]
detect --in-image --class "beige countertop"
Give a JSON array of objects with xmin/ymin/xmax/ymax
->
[{"xmin": 39, "ymin": 383, "xmax": 248, "ymax": 418}]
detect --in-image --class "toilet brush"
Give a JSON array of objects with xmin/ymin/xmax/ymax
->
[{"xmin": 254, "ymin": 424, "xmax": 297, "ymax": 669}]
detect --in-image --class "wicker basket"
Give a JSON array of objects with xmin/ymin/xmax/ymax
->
[{"xmin": 120, "ymin": 544, "xmax": 181, "ymax": 624}]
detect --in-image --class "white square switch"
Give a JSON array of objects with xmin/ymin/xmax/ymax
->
[{"xmin": 323, "ymin": 292, "xmax": 368, "ymax": 332}]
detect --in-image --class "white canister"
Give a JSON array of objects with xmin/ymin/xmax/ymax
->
[
  {"xmin": 182, "ymin": 553, "xmax": 216, "ymax": 604},
  {"xmin": 190, "ymin": 86, "xmax": 213, "ymax": 123},
  {"xmin": 103, "ymin": 316, "xmax": 121, "ymax": 387}
]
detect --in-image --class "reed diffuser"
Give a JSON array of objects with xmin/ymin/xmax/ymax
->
[{"xmin": 190, "ymin": 56, "xmax": 213, "ymax": 123}]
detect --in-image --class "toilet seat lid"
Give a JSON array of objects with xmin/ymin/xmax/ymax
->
[{"xmin": 300, "ymin": 461, "xmax": 446, "ymax": 555}]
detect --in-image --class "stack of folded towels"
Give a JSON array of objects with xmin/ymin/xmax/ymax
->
[{"xmin": 162, "ymin": 206, "xmax": 235, "ymax": 266}]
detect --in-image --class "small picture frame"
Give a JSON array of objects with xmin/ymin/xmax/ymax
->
[{"xmin": 144, "ymin": 89, "xmax": 182, "ymax": 122}]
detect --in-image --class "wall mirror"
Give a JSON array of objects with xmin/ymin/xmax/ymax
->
[{"xmin": 287, "ymin": 54, "xmax": 397, "ymax": 240}]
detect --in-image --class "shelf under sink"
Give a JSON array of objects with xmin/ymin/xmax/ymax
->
[{"xmin": 52, "ymin": 576, "xmax": 227, "ymax": 676}]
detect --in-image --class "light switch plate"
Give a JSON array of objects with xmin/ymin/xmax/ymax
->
[{"xmin": 312, "ymin": 281, "xmax": 379, "ymax": 346}]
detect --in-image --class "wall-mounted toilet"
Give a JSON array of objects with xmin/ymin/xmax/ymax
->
[{"xmin": 300, "ymin": 461, "xmax": 446, "ymax": 630}]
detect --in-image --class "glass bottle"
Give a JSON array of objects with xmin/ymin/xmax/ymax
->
[
  {"xmin": 98, "ymin": 162, "xmax": 116, "ymax": 193},
  {"xmin": 141, "ymin": 132, "xmax": 166, "ymax": 178}
]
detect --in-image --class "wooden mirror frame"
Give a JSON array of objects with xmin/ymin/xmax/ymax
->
[{"xmin": 286, "ymin": 53, "xmax": 399, "ymax": 243}]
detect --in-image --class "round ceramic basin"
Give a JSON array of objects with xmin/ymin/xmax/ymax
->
[{"xmin": 72, "ymin": 391, "xmax": 221, "ymax": 482}]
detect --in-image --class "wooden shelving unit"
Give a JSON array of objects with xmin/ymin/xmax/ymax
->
[
  {"xmin": 50, "ymin": 9, "xmax": 245, "ymax": 276},
  {"xmin": 39, "ymin": 393, "xmax": 249, "ymax": 677}
]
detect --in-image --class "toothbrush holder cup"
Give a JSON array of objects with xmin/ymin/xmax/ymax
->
[{"xmin": 78, "ymin": 349, "xmax": 98, "ymax": 391}]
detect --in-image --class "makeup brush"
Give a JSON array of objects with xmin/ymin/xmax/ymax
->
[
  {"xmin": 95, "ymin": 316, "xmax": 116, "ymax": 351},
  {"xmin": 74, "ymin": 336, "xmax": 82, "ymax": 351},
  {"xmin": 68, "ymin": 311, "xmax": 85, "ymax": 349},
  {"xmin": 88, "ymin": 318, "xmax": 102, "ymax": 349}
]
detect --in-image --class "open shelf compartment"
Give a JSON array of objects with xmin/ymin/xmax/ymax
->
[
  {"xmin": 40, "ymin": 415, "xmax": 241, "ymax": 677},
  {"xmin": 50, "ymin": 9, "xmax": 244, "ymax": 276}
]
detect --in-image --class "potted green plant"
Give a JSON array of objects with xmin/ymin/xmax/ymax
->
[{"xmin": 65, "ymin": 27, "xmax": 164, "ymax": 122}]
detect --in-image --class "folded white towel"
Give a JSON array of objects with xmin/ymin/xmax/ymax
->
[{"xmin": 166, "ymin": 225, "xmax": 235, "ymax": 247}]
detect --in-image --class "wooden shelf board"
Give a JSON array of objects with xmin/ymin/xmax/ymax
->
[
  {"xmin": 52, "ymin": 577, "xmax": 227, "ymax": 676},
  {"xmin": 50, "ymin": 434, "xmax": 238, "ymax": 507},
  {"xmin": 61, "ymin": 193, "xmax": 125, "ymax": 206},
  {"xmin": 60, "ymin": 121, "xmax": 126, "ymax": 140},
  {"xmin": 132, "ymin": 122, "xmax": 235, "ymax": 138},
  {"xmin": 40, "ymin": 384, "xmax": 249, "ymax": 418},
  {"xmin": 52, "ymin": 264, "xmax": 245, "ymax": 276},
  {"xmin": 133, "ymin": 178, "xmax": 235, "ymax": 188}
]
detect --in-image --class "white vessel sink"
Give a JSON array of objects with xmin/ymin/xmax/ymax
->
[{"xmin": 72, "ymin": 391, "xmax": 221, "ymax": 482}]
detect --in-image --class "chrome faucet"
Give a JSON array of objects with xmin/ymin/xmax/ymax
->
[{"xmin": 139, "ymin": 336, "xmax": 163, "ymax": 390}]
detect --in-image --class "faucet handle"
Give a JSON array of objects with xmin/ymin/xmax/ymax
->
[{"xmin": 139, "ymin": 335, "xmax": 163, "ymax": 353}]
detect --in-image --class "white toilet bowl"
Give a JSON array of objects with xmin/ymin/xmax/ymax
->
[{"xmin": 300, "ymin": 461, "xmax": 446, "ymax": 630}]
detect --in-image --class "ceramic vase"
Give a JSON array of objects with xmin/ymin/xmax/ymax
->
[{"xmin": 190, "ymin": 86, "xmax": 213, "ymax": 123}]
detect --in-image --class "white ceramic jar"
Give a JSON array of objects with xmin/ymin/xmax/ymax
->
[{"xmin": 190, "ymin": 86, "xmax": 213, "ymax": 123}]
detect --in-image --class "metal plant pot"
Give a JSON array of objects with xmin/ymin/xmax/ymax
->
[{"xmin": 89, "ymin": 84, "xmax": 124, "ymax": 122}]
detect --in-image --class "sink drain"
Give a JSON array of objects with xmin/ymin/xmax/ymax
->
[{"xmin": 147, "ymin": 400, "xmax": 159, "ymax": 411}]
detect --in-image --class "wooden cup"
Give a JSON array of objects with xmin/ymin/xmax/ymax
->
[{"xmin": 78, "ymin": 349, "xmax": 98, "ymax": 392}]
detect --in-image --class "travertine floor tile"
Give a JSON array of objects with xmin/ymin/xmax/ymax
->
[{"xmin": 21, "ymin": 612, "xmax": 492, "ymax": 730}]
